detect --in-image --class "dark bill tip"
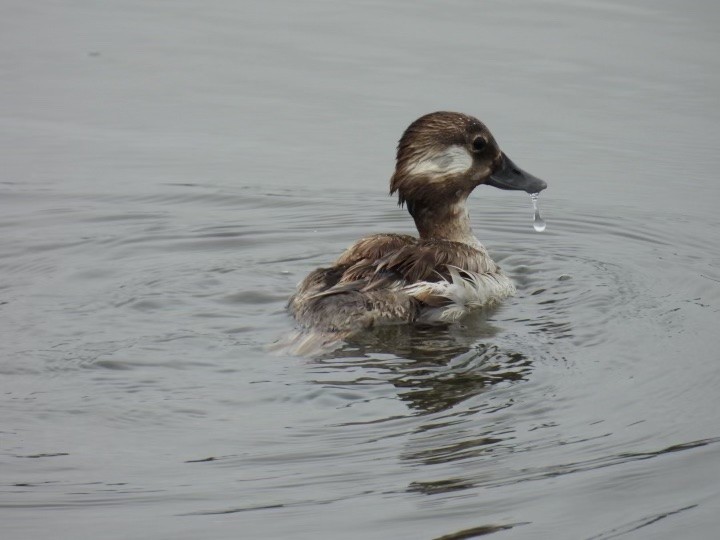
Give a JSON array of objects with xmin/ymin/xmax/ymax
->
[{"xmin": 487, "ymin": 153, "xmax": 547, "ymax": 194}]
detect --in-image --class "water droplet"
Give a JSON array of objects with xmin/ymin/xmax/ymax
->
[{"xmin": 530, "ymin": 193, "xmax": 546, "ymax": 232}]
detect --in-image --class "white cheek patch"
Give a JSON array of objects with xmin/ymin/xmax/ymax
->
[{"xmin": 405, "ymin": 145, "xmax": 473, "ymax": 177}]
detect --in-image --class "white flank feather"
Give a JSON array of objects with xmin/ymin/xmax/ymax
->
[{"xmin": 404, "ymin": 266, "xmax": 516, "ymax": 323}]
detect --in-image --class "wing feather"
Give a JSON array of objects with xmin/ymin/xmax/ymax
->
[
  {"xmin": 289, "ymin": 234, "xmax": 503, "ymax": 330},
  {"xmin": 335, "ymin": 233, "xmax": 417, "ymax": 265}
]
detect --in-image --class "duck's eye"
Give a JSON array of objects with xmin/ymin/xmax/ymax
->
[{"xmin": 472, "ymin": 137, "xmax": 487, "ymax": 152}]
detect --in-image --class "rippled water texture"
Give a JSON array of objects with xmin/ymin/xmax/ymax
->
[{"xmin": 3, "ymin": 1, "xmax": 720, "ymax": 539}]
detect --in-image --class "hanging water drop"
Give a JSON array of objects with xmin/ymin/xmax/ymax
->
[{"xmin": 530, "ymin": 193, "xmax": 546, "ymax": 232}]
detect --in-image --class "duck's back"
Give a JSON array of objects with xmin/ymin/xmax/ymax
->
[{"xmin": 288, "ymin": 233, "xmax": 514, "ymax": 332}]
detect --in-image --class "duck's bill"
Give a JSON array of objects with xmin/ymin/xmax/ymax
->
[{"xmin": 487, "ymin": 153, "xmax": 547, "ymax": 194}]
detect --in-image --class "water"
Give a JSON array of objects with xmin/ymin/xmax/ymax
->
[
  {"xmin": 2, "ymin": 1, "xmax": 720, "ymax": 539},
  {"xmin": 530, "ymin": 193, "xmax": 546, "ymax": 233}
]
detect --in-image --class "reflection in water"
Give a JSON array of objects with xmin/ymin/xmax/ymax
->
[
  {"xmin": 308, "ymin": 310, "xmax": 542, "ymax": 482},
  {"xmin": 313, "ymin": 309, "xmax": 534, "ymax": 415},
  {"xmin": 336, "ymin": 309, "xmax": 502, "ymax": 361},
  {"xmin": 391, "ymin": 342, "xmax": 531, "ymax": 415}
]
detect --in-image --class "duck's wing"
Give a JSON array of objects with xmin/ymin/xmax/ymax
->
[
  {"xmin": 291, "ymin": 265, "xmax": 347, "ymax": 300},
  {"xmin": 289, "ymin": 234, "xmax": 417, "ymax": 309},
  {"xmin": 288, "ymin": 236, "xmax": 500, "ymax": 331},
  {"xmin": 343, "ymin": 239, "xmax": 497, "ymax": 286},
  {"xmin": 288, "ymin": 234, "xmax": 422, "ymax": 331},
  {"xmin": 335, "ymin": 233, "xmax": 418, "ymax": 266}
]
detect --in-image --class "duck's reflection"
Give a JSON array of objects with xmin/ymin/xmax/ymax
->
[
  {"xmin": 302, "ymin": 311, "xmax": 538, "ymax": 495},
  {"xmin": 311, "ymin": 309, "xmax": 533, "ymax": 416}
]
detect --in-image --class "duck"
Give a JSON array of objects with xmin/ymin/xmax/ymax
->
[{"xmin": 288, "ymin": 111, "xmax": 547, "ymax": 335}]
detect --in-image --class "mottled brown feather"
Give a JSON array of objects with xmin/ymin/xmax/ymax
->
[
  {"xmin": 376, "ymin": 240, "xmax": 496, "ymax": 283},
  {"xmin": 290, "ymin": 288, "xmax": 421, "ymax": 333},
  {"xmin": 289, "ymin": 236, "xmax": 494, "ymax": 330},
  {"xmin": 335, "ymin": 233, "xmax": 417, "ymax": 266},
  {"xmin": 293, "ymin": 238, "xmax": 495, "ymax": 304}
]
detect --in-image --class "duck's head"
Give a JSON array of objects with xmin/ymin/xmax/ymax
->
[{"xmin": 390, "ymin": 112, "xmax": 547, "ymax": 215}]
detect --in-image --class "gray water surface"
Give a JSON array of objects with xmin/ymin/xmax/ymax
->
[{"xmin": 3, "ymin": 1, "xmax": 720, "ymax": 539}]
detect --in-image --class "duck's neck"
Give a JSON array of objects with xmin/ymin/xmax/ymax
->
[{"xmin": 409, "ymin": 197, "xmax": 480, "ymax": 246}]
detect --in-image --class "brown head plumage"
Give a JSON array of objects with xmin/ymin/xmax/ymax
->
[{"xmin": 389, "ymin": 112, "xmax": 503, "ymax": 213}]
